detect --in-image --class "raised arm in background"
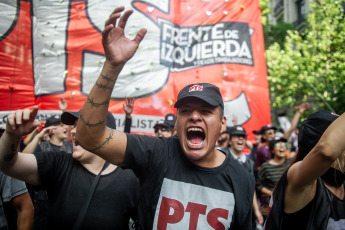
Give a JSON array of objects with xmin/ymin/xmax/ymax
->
[
  {"xmin": 283, "ymin": 102, "xmax": 310, "ymax": 140},
  {"xmin": 123, "ymin": 96, "xmax": 134, "ymax": 133},
  {"xmin": 22, "ymin": 126, "xmax": 55, "ymax": 153},
  {"xmin": 75, "ymin": 7, "xmax": 146, "ymax": 165},
  {"xmin": 0, "ymin": 106, "xmax": 41, "ymax": 185}
]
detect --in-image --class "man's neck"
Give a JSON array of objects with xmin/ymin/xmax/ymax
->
[{"xmin": 191, "ymin": 149, "xmax": 226, "ymax": 168}]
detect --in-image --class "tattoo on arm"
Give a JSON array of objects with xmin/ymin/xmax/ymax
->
[
  {"xmin": 91, "ymin": 129, "xmax": 114, "ymax": 152},
  {"xmin": 4, "ymin": 144, "xmax": 16, "ymax": 162},
  {"xmin": 96, "ymin": 82, "xmax": 113, "ymax": 91},
  {"xmin": 86, "ymin": 96, "xmax": 109, "ymax": 108},
  {"xmin": 80, "ymin": 114, "xmax": 106, "ymax": 128},
  {"xmin": 100, "ymin": 73, "xmax": 116, "ymax": 84},
  {"xmin": 91, "ymin": 130, "xmax": 125, "ymax": 166}
]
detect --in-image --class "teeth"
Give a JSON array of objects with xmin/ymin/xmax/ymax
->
[
  {"xmin": 187, "ymin": 127, "xmax": 203, "ymax": 132},
  {"xmin": 187, "ymin": 140, "xmax": 204, "ymax": 146}
]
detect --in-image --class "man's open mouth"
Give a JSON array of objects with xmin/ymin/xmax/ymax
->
[{"xmin": 187, "ymin": 127, "xmax": 205, "ymax": 147}]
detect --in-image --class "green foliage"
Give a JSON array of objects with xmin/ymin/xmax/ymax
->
[
  {"xmin": 265, "ymin": 0, "xmax": 345, "ymax": 115},
  {"xmin": 259, "ymin": 0, "xmax": 272, "ymax": 26},
  {"xmin": 263, "ymin": 20, "xmax": 294, "ymax": 49}
]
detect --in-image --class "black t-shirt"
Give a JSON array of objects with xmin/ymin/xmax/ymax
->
[
  {"xmin": 124, "ymin": 134, "xmax": 255, "ymax": 229},
  {"xmin": 34, "ymin": 151, "xmax": 139, "ymax": 230}
]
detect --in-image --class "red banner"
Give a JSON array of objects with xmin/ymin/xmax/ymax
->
[{"xmin": 0, "ymin": 0, "xmax": 271, "ymax": 140}]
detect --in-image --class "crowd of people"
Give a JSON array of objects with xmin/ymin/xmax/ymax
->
[{"xmin": 0, "ymin": 6, "xmax": 344, "ymax": 230}]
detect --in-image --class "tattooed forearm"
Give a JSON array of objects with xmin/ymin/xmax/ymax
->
[
  {"xmin": 80, "ymin": 114, "xmax": 105, "ymax": 128},
  {"xmin": 3, "ymin": 144, "xmax": 16, "ymax": 161},
  {"xmin": 100, "ymin": 73, "xmax": 116, "ymax": 84},
  {"xmin": 96, "ymin": 82, "xmax": 113, "ymax": 91},
  {"xmin": 86, "ymin": 96, "xmax": 109, "ymax": 108},
  {"xmin": 91, "ymin": 130, "xmax": 114, "ymax": 152}
]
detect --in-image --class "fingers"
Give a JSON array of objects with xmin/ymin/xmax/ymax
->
[
  {"xmin": 14, "ymin": 110, "xmax": 24, "ymax": 126},
  {"xmin": 29, "ymin": 106, "xmax": 38, "ymax": 121},
  {"xmin": 102, "ymin": 24, "xmax": 114, "ymax": 41},
  {"xmin": 133, "ymin": 28, "xmax": 147, "ymax": 45},
  {"xmin": 104, "ymin": 13, "xmax": 121, "ymax": 30},
  {"xmin": 7, "ymin": 113, "xmax": 18, "ymax": 131},
  {"xmin": 118, "ymin": 9, "xmax": 133, "ymax": 29},
  {"xmin": 128, "ymin": 97, "xmax": 135, "ymax": 105},
  {"xmin": 104, "ymin": 6, "xmax": 125, "ymax": 29},
  {"xmin": 7, "ymin": 107, "xmax": 33, "ymax": 131}
]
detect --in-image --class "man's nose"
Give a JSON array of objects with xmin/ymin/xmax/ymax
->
[{"xmin": 189, "ymin": 110, "xmax": 202, "ymax": 121}]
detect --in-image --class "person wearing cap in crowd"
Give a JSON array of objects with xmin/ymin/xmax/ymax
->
[
  {"xmin": 153, "ymin": 120, "xmax": 174, "ymax": 138},
  {"xmin": 264, "ymin": 111, "xmax": 345, "ymax": 229},
  {"xmin": 31, "ymin": 114, "xmax": 73, "ymax": 154},
  {"xmin": 255, "ymin": 102, "xmax": 310, "ymax": 172},
  {"xmin": 247, "ymin": 128, "xmax": 263, "ymax": 163},
  {"xmin": 217, "ymin": 126, "xmax": 231, "ymax": 148},
  {"xmin": 222, "ymin": 125, "xmax": 263, "ymax": 229},
  {"xmin": 75, "ymin": 7, "xmax": 254, "ymax": 229},
  {"xmin": 256, "ymin": 136, "xmax": 292, "ymax": 219},
  {"xmin": 0, "ymin": 107, "xmax": 139, "ymax": 229},
  {"xmin": 254, "ymin": 124, "xmax": 278, "ymax": 172},
  {"xmin": 165, "ymin": 113, "xmax": 177, "ymax": 136},
  {"xmin": 18, "ymin": 113, "xmax": 73, "ymax": 230}
]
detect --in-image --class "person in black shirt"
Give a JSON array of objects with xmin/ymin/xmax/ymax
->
[
  {"xmin": 75, "ymin": 7, "xmax": 254, "ymax": 229},
  {"xmin": 0, "ymin": 109, "xmax": 139, "ymax": 229},
  {"xmin": 264, "ymin": 111, "xmax": 345, "ymax": 230}
]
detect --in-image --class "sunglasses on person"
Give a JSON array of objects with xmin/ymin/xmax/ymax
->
[
  {"xmin": 266, "ymin": 130, "xmax": 275, "ymax": 135},
  {"xmin": 274, "ymin": 142, "xmax": 287, "ymax": 147},
  {"xmin": 154, "ymin": 127, "xmax": 171, "ymax": 133}
]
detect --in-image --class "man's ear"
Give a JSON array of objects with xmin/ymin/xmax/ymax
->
[{"xmin": 220, "ymin": 116, "xmax": 227, "ymax": 134}]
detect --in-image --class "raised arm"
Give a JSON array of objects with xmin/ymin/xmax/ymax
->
[
  {"xmin": 76, "ymin": 7, "xmax": 146, "ymax": 165},
  {"xmin": 0, "ymin": 106, "xmax": 41, "ymax": 185},
  {"xmin": 123, "ymin": 96, "xmax": 134, "ymax": 133},
  {"xmin": 22, "ymin": 126, "xmax": 54, "ymax": 153},
  {"xmin": 283, "ymin": 102, "xmax": 309, "ymax": 139},
  {"xmin": 285, "ymin": 112, "xmax": 345, "ymax": 211}
]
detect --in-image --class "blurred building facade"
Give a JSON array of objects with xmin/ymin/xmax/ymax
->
[{"xmin": 267, "ymin": 0, "xmax": 309, "ymax": 31}]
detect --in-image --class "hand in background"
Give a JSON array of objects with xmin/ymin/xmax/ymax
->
[
  {"xmin": 59, "ymin": 98, "xmax": 68, "ymax": 112},
  {"xmin": 298, "ymin": 102, "xmax": 310, "ymax": 113},
  {"xmin": 123, "ymin": 97, "xmax": 134, "ymax": 119}
]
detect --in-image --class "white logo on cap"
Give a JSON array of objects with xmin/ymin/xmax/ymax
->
[
  {"xmin": 189, "ymin": 85, "xmax": 203, "ymax": 92},
  {"xmin": 236, "ymin": 127, "xmax": 243, "ymax": 131}
]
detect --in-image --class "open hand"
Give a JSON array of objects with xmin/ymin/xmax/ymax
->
[
  {"xmin": 123, "ymin": 97, "xmax": 135, "ymax": 117},
  {"xmin": 102, "ymin": 6, "xmax": 147, "ymax": 67}
]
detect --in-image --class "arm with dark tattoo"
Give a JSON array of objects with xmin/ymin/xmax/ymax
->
[
  {"xmin": 3, "ymin": 144, "xmax": 17, "ymax": 162},
  {"xmin": 95, "ymin": 82, "xmax": 114, "ymax": 91},
  {"xmin": 91, "ymin": 129, "xmax": 114, "ymax": 152},
  {"xmin": 86, "ymin": 96, "xmax": 109, "ymax": 108},
  {"xmin": 100, "ymin": 73, "xmax": 116, "ymax": 84},
  {"xmin": 79, "ymin": 114, "xmax": 106, "ymax": 128},
  {"xmin": 95, "ymin": 73, "xmax": 116, "ymax": 91},
  {"xmin": 90, "ymin": 130, "xmax": 125, "ymax": 166}
]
